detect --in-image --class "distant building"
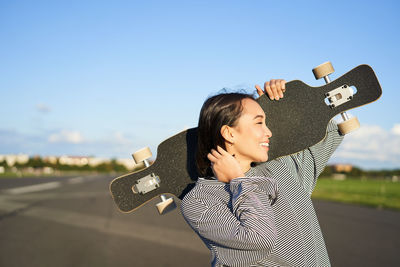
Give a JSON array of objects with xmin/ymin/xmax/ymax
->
[
  {"xmin": 88, "ymin": 157, "xmax": 109, "ymax": 167},
  {"xmin": 0, "ymin": 154, "xmax": 137, "ymax": 171},
  {"xmin": 116, "ymin": 158, "xmax": 136, "ymax": 170},
  {"xmin": 59, "ymin": 156, "xmax": 91, "ymax": 166},
  {"xmin": 0, "ymin": 154, "xmax": 29, "ymax": 166},
  {"xmin": 43, "ymin": 156, "xmax": 58, "ymax": 164},
  {"xmin": 332, "ymin": 164, "xmax": 353, "ymax": 173}
]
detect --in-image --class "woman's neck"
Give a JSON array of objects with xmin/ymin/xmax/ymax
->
[
  {"xmin": 237, "ymin": 157, "xmax": 251, "ymax": 174},
  {"xmin": 225, "ymin": 144, "xmax": 252, "ymax": 175}
]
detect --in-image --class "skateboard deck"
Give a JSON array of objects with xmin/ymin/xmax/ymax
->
[{"xmin": 110, "ymin": 64, "xmax": 382, "ymax": 213}]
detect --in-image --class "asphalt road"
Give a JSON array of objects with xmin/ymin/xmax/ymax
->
[{"xmin": 0, "ymin": 175, "xmax": 398, "ymax": 267}]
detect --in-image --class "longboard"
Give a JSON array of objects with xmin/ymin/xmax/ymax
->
[{"xmin": 110, "ymin": 63, "xmax": 382, "ymax": 213}]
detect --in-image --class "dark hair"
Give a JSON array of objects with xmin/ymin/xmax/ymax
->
[{"xmin": 196, "ymin": 92, "xmax": 255, "ymax": 177}]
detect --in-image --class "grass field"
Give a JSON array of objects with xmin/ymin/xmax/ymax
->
[{"xmin": 312, "ymin": 178, "xmax": 400, "ymax": 211}]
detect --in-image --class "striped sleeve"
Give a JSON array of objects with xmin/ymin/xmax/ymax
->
[
  {"xmin": 289, "ymin": 120, "xmax": 344, "ymax": 195},
  {"xmin": 182, "ymin": 177, "xmax": 278, "ymax": 252}
]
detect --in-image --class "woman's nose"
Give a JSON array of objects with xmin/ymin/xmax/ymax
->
[{"xmin": 265, "ymin": 126, "xmax": 272, "ymax": 138}]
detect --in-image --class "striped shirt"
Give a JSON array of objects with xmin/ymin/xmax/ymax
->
[{"xmin": 181, "ymin": 121, "xmax": 343, "ymax": 266}]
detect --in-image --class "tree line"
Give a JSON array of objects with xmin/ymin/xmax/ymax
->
[
  {"xmin": 320, "ymin": 165, "xmax": 400, "ymax": 179},
  {"xmin": 1, "ymin": 156, "xmax": 399, "ymax": 178},
  {"xmin": 0, "ymin": 157, "xmax": 131, "ymax": 173}
]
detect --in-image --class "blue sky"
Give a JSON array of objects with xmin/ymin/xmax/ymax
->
[{"xmin": 0, "ymin": 0, "xmax": 399, "ymax": 169}]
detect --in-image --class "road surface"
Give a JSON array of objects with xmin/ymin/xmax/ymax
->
[{"xmin": 0, "ymin": 175, "xmax": 398, "ymax": 266}]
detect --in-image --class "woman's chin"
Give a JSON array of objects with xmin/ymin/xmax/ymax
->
[
  {"xmin": 261, "ymin": 153, "xmax": 269, "ymax": 162},
  {"xmin": 254, "ymin": 154, "xmax": 269, "ymax": 163}
]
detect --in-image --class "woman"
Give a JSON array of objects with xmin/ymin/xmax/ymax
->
[{"xmin": 181, "ymin": 80, "xmax": 343, "ymax": 267}]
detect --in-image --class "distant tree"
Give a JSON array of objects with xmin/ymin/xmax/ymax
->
[
  {"xmin": 93, "ymin": 159, "xmax": 128, "ymax": 173},
  {"xmin": 27, "ymin": 156, "xmax": 45, "ymax": 169},
  {"xmin": 0, "ymin": 160, "xmax": 8, "ymax": 170},
  {"xmin": 80, "ymin": 164, "xmax": 93, "ymax": 171},
  {"xmin": 349, "ymin": 166, "xmax": 364, "ymax": 178},
  {"xmin": 96, "ymin": 162, "xmax": 112, "ymax": 172},
  {"xmin": 320, "ymin": 166, "xmax": 333, "ymax": 177},
  {"xmin": 110, "ymin": 159, "xmax": 128, "ymax": 172}
]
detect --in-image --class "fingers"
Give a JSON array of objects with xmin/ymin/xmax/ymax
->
[
  {"xmin": 207, "ymin": 146, "xmax": 231, "ymax": 163},
  {"xmin": 280, "ymin": 79, "xmax": 286, "ymax": 92},
  {"xmin": 266, "ymin": 79, "xmax": 283, "ymax": 100},
  {"xmin": 207, "ymin": 146, "xmax": 244, "ymax": 182},
  {"xmin": 207, "ymin": 152, "xmax": 217, "ymax": 163},
  {"xmin": 216, "ymin": 145, "xmax": 230, "ymax": 156},
  {"xmin": 207, "ymin": 146, "xmax": 224, "ymax": 161},
  {"xmin": 255, "ymin": 85, "xmax": 264, "ymax": 96},
  {"xmin": 262, "ymin": 81, "xmax": 272, "ymax": 100},
  {"xmin": 257, "ymin": 79, "xmax": 286, "ymax": 100}
]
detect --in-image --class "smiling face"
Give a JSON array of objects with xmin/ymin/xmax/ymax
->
[{"xmin": 222, "ymin": 98, "xmax": 272, "ymax": 171}]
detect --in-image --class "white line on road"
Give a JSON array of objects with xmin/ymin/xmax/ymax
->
[
  {"xmin": 2, "ymin": 176, "xmax": 95, "ymax": 195},
  {"xmin": 5, "ymin": 182, "xmax": 62, "ymax": 195},
  {"xmin": 67, "ymin": 176, "xmax": 84, "ymax": 184}
]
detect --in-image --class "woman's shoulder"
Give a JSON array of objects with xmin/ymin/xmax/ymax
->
[
  {"xmin": 180, "ymin": 178, "xmax": 230, "ymax": 225},
  {"xmin": 249, "ymin": 156, "xmax": 292, "ymax": 176},
  {"xmin": 182, "ymin": 178, "xmax": 229, "ymax": 208}
]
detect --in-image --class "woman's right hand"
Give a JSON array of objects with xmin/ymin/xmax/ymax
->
[
  {"xmin": 255, "ymin": 79, "xmax": 286, "ymax": 100},
  {"xmin": 207, "ymin": 146, "xmax": 244, "ymax": 183}
]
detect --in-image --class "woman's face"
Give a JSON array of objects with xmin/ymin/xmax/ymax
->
[{"xmin": 228, "ymin": 98, "xmax": 272, "ymax": 164}]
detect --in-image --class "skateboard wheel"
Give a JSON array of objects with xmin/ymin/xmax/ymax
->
[
  {"xmin": 132, "ymin": 147, "xmax": 152, "ymax": 165},
  {"xmin": 338, "ymin": 117, "xmax": 360, "ymax": 135},
  {"xmin": 156, "ymin": 195, "xmax": 176, "ymax": 215},
  {"xmin": 312, "ymin": 61, "xmax": 335, "ymax": 80}
]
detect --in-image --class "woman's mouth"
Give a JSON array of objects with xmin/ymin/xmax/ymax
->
[{"xmin": 260, "ymin": 142, "xmax": 269, "ymax": 149}]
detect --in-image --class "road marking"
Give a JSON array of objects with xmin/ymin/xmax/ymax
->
[
  {"xmin": 5, "ymin": 181, "xmax": 61, "ymax": 195},
  {"xmin": 2, "ymin": 176, "xmax": 96, "ymax": 195},
  {"xmin": 25, "ymin": 206, "xmax": 207, "ymax": 254},
  {"xmin": 67, "ymin": 176, "xmax": 84, "ymax": 184},
  {"xmin": 0, "ymin": 197, "xmax": 208, "ymax": 255}
]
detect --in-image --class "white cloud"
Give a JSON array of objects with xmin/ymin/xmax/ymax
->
[
  {"xmin": 0, "ymin": 128, "xmax": 144, "ymax": 158},
  {"xmin": 112, "ymin": 132, "xmax": 132, "ymax": 145},
  {"xmin": 36, "ymin": 103, "xmax": 51, "ymax": 113},
  {"xmin": 48, "ymin": 130, "xmax": 84, "ymax": 144},
  {"xmin": 334, "ymin": 124, "xmax": 400, "ymax": 166},
  {"xmin": 391, "ymin": 124, "xmax": 400, "ymax": 136}
]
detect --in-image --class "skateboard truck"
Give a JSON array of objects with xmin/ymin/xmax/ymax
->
[
  {"xmin": 324, "ymin": 84, "xmax": 354, "ymax": 108},
  {"xmin": 132, "ymin": 173, "xmax": 160, "ymax": 194},
  {"xmin": 132, "ymin": 147, "xmax": 153, "ymax": 168},
  {"xmin": 313, "ymin": 62, "xmax": 360, "ymax": 134},
  {"xmin": 156, "ymin": 194, "xmax": 176, "ymax": 215},
  {"xmin": 131, "ymin": 147, "xmax": 176, "ymax": 214},
  {"xmin": 132, "ymin": 147, "xmax": 160, "ymax": 194}
]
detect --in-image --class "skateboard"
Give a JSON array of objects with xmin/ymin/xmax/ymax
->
[{"xmin": 109, "ymin": 62, "xmax": 382, "ymax": 214}]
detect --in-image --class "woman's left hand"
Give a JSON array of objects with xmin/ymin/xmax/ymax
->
[
  {"xmin": 207, "ymin": 146, "xmax": 244, "ymax": 183},
  {"xmin": 255, "ymin": 79, "xmax": 286, "ymax": 100}
]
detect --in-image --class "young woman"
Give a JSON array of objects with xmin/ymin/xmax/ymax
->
[{"xmin": 181, "ymin": 80, "xmax": 344, "ymax": 267}]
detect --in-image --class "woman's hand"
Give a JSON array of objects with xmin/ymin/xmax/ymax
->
[
  {"xmin": 207, "ymin": 146, "xmax": 244, "ymax": 183},
  {"xmin": 255, "ymin": 79, "xmax": 286, "ymax": 100}
]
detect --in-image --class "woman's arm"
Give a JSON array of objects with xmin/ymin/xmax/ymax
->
[
  {"xmin": 190, "ymin": 146, "xmax": 278, "ymax": 251},
  {"xmin": 288, "ymin": 120, "xmax": 344, "ymax": 195},
  {"xmin": 255, "ymin": 79, "xmax": 343, "ymax": 195},
  {"xmin": 181, "ymin": 177, "xmax": 278, "ymax": 252}
]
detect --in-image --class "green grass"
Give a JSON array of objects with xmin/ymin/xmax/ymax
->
[{"xmin": 312, "ymin": 178, "xmax": 400, "ymax": 211}]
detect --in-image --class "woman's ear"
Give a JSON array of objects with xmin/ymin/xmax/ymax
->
[{"xmin": 220, "ymin": 125, "xmax": 234, "ymax": 144}]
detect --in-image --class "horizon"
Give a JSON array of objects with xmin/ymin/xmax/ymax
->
[{"xmin": 1, "ymin": 153, "xmax": 399, "ymax": 172}]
